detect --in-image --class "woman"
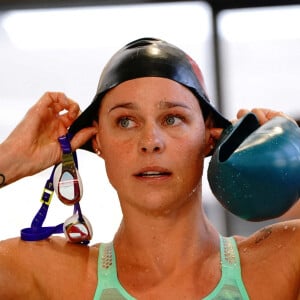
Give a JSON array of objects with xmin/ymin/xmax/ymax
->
[{"xmin": 0, "ymin": 38, "xmax": 299, "ymax": 299}]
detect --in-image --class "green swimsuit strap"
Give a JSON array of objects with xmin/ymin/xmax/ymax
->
[
  {"xmin": 203, "ymin": 235, "xmax": 250, "ymax": 300},
  {"xmin": 94, "ymin": 242, "xmax": 136, "ymax": 300}
]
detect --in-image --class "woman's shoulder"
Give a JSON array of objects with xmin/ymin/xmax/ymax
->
[
  {"xmin": 0, "ymin": 235, "xmax": 98, "ymax": 254},
  {"xmin": 0, "ymin": 236, "xmax": 101, "ymax": 269},
  {"xmin": 0, "ymin": 236, "xmax": 99, "ymax": 299},
  {"xmin": 236, "ymin": 219, "xmax": 300, "ymax": 246},
  {"xmin": 234, "ymin": 220, "xmax": 300, "ymax": 298},
  {"xmin": 234, "ymin": 219, "xmax": 300, "ymax": 259}
]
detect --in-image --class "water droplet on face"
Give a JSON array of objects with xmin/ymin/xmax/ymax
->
[{"xmin": 284, "ymin": 225, "xmax": 289, "ymax": 230}]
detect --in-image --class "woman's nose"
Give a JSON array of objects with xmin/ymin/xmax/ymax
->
[{"xmin": 139, "ymin": 125, "xmax": 165, "ymax": 153}]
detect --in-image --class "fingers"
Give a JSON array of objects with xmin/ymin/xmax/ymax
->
[
  {"xmin": 70, "ymin": 127, "xmax": 98, "ymax": 151},
  {"xmin": 257, "ymin": 108, "xmax": 297, "ymax": 125},
  {"xmin": 38, "ymin": 92, "xmax": 80, "ymax": 119},
  {"xmin": 236, "ymin": 108, "xmax": 296, "ymax": 126},
  {"xmin": 58, "ymin": 109, "xmax": 82, "ymax": 129},
  {"xmin": 236, "ymin": 108, "xmax": 250, "ymax": 120},
  {"xmin": 218, "ymin": 107, "xmax": 294, "ymax": 126},
  {"xmin": 251, "ymin": 108, "xmax": 281, "ymax": 124}
]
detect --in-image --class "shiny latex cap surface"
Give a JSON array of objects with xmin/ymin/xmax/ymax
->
[{"xmin": 69, "ymin": 37, "xmax": 230, "ymax": 152}]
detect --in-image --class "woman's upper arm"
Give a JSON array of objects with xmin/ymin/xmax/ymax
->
[{"xmin": 0, "ymin": 238, "xmax": 32, "ymax": 299}]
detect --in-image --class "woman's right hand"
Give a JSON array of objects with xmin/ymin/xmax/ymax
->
[{"xmin": 0, "ymin": 92, "xmax": 97, "ymax": 186}]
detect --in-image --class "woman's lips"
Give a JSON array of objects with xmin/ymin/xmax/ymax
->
[{"xmin": 134, "ymin": 167, "xmax": 172, "ymax": 178}]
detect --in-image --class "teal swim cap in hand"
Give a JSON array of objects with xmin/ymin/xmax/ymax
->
[{"xmin": 208, "ymin": 113, "xmax": 300, "ymax": 221}]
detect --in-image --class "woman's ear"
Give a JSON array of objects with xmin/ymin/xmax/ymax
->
[
  {"xmin": 204, "ymin": 129, "xmax": 215, "ymax": 156},
  {"xmin": 92, "ymin": 121, "xmax": 102, "ymax": 157},
  {"xmin": 204, "ymin": 115, "xmax": 224, "ymax": 156}
]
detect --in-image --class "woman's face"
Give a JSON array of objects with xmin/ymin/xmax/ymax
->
[{"xmin": 94, "ymin": 77, "xmax": 211, "ymax": 214}]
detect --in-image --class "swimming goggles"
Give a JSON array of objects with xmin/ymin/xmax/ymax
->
[{"xmin": 21, "ymin": 134, "xmax": 93, "ymax": 244}]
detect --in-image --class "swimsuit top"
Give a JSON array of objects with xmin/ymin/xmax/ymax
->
[{"xmin": 93, "ymin": 235, "xmax": 250, "ymax": 299}]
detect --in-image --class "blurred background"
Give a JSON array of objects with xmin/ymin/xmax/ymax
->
[{"xmin": 0, "ymin": 0, "xmax": 300, "ymax": 242}]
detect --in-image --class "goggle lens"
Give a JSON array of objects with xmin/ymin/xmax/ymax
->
[
  {"xmin": 64, "ymin": 214, "xmax": 93, "ymax": 243},
  {"xmin": 54, "ymin": 163, "xmax": 83, "ymax": 205},
  {"xmin": 58, "ymin": 171, "xmax": 81, "ymax": 202}
]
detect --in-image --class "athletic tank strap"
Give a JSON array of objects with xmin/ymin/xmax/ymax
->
[
  {"xmin": 203, "ymin": 235, "xmax": 250, "ymax": 300},
  {"xmin": 94, "ymin": 236, "xmax": 249, "ymax": 300},
  {"xmin": 93, "ymin": 242, "xmax": 136, "ymax": 300}
]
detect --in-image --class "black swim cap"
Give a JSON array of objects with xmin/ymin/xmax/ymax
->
[{"xmin": 69, "ymin": 37, "xmax": 230, "ymax": 152}]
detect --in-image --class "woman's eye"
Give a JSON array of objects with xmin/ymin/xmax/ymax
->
[
  {"xmin": 118, "ymin": 117, "xmax": 135, "ymax": 128},
  {"xmin": 165, "ymin": 115, "xmax": 182, "ymax": 126}
]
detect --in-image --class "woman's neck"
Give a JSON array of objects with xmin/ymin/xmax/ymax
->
[
  {"xmin": 113, "ymin": 196, "xmax": 219, "ymax": 273},
  {"xmin": 112, "ymin": 197, "xmax": 220, "ymax": 298}
]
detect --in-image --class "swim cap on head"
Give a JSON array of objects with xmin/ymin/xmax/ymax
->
[{"xmin": 69, "ymin": 37, "xmax": 230, "ymax": 152}]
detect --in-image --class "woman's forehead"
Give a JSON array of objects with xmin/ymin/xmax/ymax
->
[{"xmin": 101, "ymin": 77, "xmax": 200, "ymax": 107}]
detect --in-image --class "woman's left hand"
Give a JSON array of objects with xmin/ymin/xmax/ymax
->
[
  {"xmin": 208, "ymin": 108, "xmax": 297, "ymax": 146},
  {"xmin": 236, "ymin": 108, "xmax": 297, "ymax": 126}
]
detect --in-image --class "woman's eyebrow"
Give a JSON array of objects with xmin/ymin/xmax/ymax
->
[
  {"xmin": 108, "ymin": 100, "xmax": 190, "ymax": 113},
  {"xmin": 158, "ymin": 100, "xmax": 190, "ymax": 110},
  {"xmin": 108, "ymin": 102, "xmax": 138, "ymax": 113}
]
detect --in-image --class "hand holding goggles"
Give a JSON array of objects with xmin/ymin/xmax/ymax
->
[{"xmin": 21, "ymin": 134, "xmax": 92, "ymax": 244}]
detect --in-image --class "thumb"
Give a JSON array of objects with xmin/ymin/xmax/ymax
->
[{"xmin": 70, "ymin": 127, "xmax": 97, "ymax": 151}]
